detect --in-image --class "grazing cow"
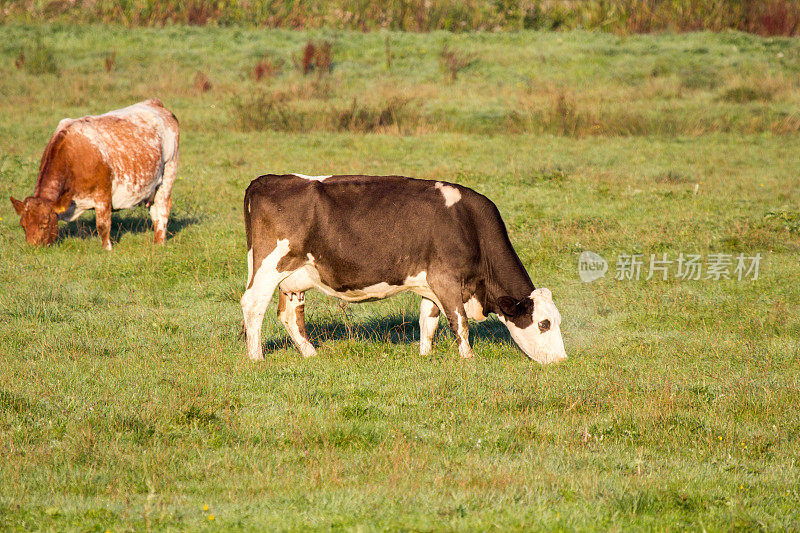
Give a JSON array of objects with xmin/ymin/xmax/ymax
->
[
  {"xmin": 9, "ymin": 99, "xmax": 179, "ymax": 250},
  {"xmin": 241, "ymin": 174, "xmax": 567, "ymax": 363}
]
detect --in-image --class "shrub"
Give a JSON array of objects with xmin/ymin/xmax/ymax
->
[
  {"xmin": 232, "ymin": 91, "xmax": 417, "ymax": 133},
  {"xmin": 2, "ymin": 0, "xmax": 800, "ymax": 36},
  {"xmin": 653, "ymin": 171, "xmax": 691, "ymax": 184},
  {"xmin": 680, "ymin": 66, "xmax": 719, "ymax": 90},
  {"xmin": 22, "ymin": 37, "xmax": 58, "ymax": 75},
  {"xmin": 548, "ymin": 90, "xmax": 585, "ymax": 137},
  {"xmin": 440, "ymin": 44, "xmax": 475, "ymax": 82},
  {"xmin": 297, "ymin": 40, "xmax": 333, "ymax": 75},
  {"xmin": 193, "ymin": 71, "xmax": 212, "ymax": 93},
  {"xmin": 104, "ymin": 51, "xmax": 116, "ymax": 73},
  {"xmin": 335, "ymin": 96, "xmax": 414, "ymax": 132},
  {"xmin": 720, "ymin": 86, "xmax": 773, "ymax": 103},
  {"xmin": 253, "ymin": 54, "xmax": 283, "ymax": 81},
  {"xmin": 232, "ymin": 92, "xmax": 301, "ymax": 132},
  {"xmin": 764, "ymin": 208, "xmax": 800, "ymax": 234}
]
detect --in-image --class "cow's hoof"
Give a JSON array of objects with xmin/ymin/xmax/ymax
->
[
  {"xmin": 300, "ymin": 347, "xmax": 318, "ymax": 358},
  {"xmin": 102, "ymin": 243, "xmax": 112, "ymax": 251},
  {"xmin": 246, "ymin": 354, "xmax": 264, "ymax": 362},
  {"xmin": 460, "ymin": 350, "xmax": 476, "ymax": 359}
]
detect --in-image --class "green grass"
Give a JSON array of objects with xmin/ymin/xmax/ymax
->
[{"xmin": 1, "ymin": 24, "xmax": 799, "ymax": 530}]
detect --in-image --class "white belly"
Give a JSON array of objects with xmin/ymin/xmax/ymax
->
[
  {"xmin": 111, "ymin": 172, "xmax": 162, "ymax": 209},
  {"xmin": 281, "ymin": 265, "xmax": 438, "ymax": 304}
]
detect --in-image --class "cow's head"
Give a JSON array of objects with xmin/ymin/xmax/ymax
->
[
  {"xmin": 9, "ymin": 193, "xmax": 71, "ymax": 246},
  {"xmin": 497, "ymin": 287, "xmax": 566, "ymax": 364}
]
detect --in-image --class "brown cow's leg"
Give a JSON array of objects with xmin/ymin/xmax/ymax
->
[
  {"xmin": 277, "ymin": 289, "xmax": 317, "ymax": 358},
  {"xmin": 430, "ymin": 281, "xmax": 475, "ymax": 359},
  {"xmin": 95, "ymin": 200, "xmax": 112, "ymax": 251}
]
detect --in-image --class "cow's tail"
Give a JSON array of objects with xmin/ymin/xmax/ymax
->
[
  {"xmin": 243, "ymin": 183, "xmax": 256, "ymax": 292},
  {"xmin": 240, "ymin": 184, "xmax": 255, "ymax": 339},
  {"xmin": 244, "ymin": 183, "xmax": 256, "ymax": 251}
]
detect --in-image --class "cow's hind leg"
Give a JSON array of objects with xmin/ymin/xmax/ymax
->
[
  {"xmin": 277, "ymin": 289, "xmax": 317, "ymax": 358},
  {"xmin": 419, "ymin": 297, "xmax": 441, "ymax": 356},
  {"xmin": 240, "ymin": 240, "xmax": 291, "ymax": 360},
  {"xmin": 149, "ymin": 158, "xmax": 177, "ymax": 244}
]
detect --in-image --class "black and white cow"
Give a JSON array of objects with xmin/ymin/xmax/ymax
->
[{"xmin": 240, "ymin": 174, "xmax": 567, "ymax": 363}]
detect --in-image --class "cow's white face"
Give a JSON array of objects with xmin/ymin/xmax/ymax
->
[{"xmin": 497, "ymin": 288, "xmax": 567, "ymax": 364}]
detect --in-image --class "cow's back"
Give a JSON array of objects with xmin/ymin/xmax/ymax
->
[{"xmin": 246, "ymin": 174, "xmax": 477, "ymax": 242}]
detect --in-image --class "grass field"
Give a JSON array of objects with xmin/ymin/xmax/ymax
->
[{"xmin": 1, "ymin": 24, "xmax": 799, "ymax": 530}]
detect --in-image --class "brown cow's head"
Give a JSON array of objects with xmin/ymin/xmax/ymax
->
[{"xmin": 10, "ymin": 193, "xmax": 71, "ymax": 246}]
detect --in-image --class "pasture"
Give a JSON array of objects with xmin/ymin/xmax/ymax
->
[{"xmin": 1, "ymin": 24, "xmax": 799, "ymax": 530}]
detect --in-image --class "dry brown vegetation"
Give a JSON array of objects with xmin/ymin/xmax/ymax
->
[
  {"xmin": 233, "ymin": 91, "xmax": 418, "ymax": 134},
  {"xmin": 193, "ymin": 70, "xmax": 212, "ymax": 93},
  {"xmin": 253, "ymin": 54, "xmax": 283, "ymax": 82},
  {"xmin": 440, "ymin": 45, "xmax": 475, "ymax": 82},
  {"xmin": 297, "ymin": 41, "xmax": 333, "ymax": 75},
  {"xmin": 104, "ymin": 51, "xmax": 116, "ymax": 73}
]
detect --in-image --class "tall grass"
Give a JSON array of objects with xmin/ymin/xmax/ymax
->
[{"xmin": 3, "ymin": 0, "xmax": 800, "ymax": 35}]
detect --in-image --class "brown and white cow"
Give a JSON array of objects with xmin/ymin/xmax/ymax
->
[
  {"xmin": 240, "ymin": 174, "xmax": 567, "ymax": 363},
  {"xmin": 9, "ymin": 99, "xmax": 179, "ymax": 250}
]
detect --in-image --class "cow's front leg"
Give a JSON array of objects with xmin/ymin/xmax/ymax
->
[
  {"xmin": 431, "ymin": 285, "xmax": 475, "ymax": 359},
  {"xmin": 446, "ymin": 305, "xmax": 475, "ymax": 359},
  {"xmin": 277, "ymin": 289, "xmax": 317, "ymax": 358},
  {"xmin": 95, "ymin": 199, "xmax": 112, "ymax": 251},
  {"xmin": 419, "ymin": 297, "xmax": 441, "ymax": 356}
]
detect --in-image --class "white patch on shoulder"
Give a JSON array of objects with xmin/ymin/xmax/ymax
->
[
  {"xmin": 464, "ymin": 296, "xmax": 486, "ymax": 321},
  {"xmin": 435, "ymin": 182, "xmax": 461, "ymax": 207},
  {"xmin": 293, "ymin": 174, "xmax": 332, "ymax": 182}
]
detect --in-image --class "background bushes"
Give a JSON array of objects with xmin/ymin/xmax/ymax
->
[{"xmin": 3, "ymin": 0, "xmax": 800, "ymax": 36}]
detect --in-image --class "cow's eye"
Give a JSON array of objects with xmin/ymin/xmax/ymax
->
[{"xmin": 538, "ymin": 319, "xmax": 551, "ymax": 332}]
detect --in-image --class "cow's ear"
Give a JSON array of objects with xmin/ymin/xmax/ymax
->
[
  {"xmin": 498, "ymin": 296, "xmax": 533, "ymax": 318},
  {"xmin": 10, "ymin": 196, "xmax": 24, "ymax": 216},
  {"xmin": 498, "ymin": 296, "xmax": 522, "ymax": 317},
  {"xmin": 52, "ymin": 191, "xmax": 73, "ymax": 214}
]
